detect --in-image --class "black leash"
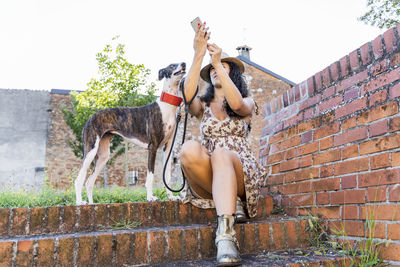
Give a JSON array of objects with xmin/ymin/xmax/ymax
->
[{"xmin": 162, "ymin": 77, "xmax": 198, "ymax": 193}]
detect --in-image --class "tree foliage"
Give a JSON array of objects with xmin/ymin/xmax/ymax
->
[
  {"xmin": 62, "ymin": 36, "xmax": 157, "ymax": 161},
  {"xmin": 359, "ymin": 0, "xmax": 400, "ymax": 29}
]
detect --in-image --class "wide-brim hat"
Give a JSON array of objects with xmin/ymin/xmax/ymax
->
[{"xmin": 200, "ymin": 52, "xmax": 245, "ymax": 83}]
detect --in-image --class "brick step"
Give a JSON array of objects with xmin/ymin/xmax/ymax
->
[
  {"xmin": 0, "ymin": 195, "xmax": 274, "ymax": 238},
  {"xmin": 0, "ymin": 216, "xmax": 310, "ymax": 267},
  {"xmin": 151, "ymin": 249, "xmax": 350, "ymax": 267}
]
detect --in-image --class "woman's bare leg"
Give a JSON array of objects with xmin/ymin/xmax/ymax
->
[{"xmin": 180, "ymin": 141, "xmax": 245, "ymax": 215}]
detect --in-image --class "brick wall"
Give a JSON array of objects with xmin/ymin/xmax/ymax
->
[
  {"xmin": 260, "ymin": 24, "xmax": 400, "ymax": 263},
  {"xmin": 47, "ymin": 61, "xmax": 292, "ymax": 190}
]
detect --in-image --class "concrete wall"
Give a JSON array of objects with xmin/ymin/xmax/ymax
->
[{"xmin": 0, "ymin": 89, "xmax": 50, "ymax": 191}]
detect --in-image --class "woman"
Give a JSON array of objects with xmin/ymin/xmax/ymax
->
[{"xmin": 180, "ymin": 22, "xmax": 265, "ymax": 266}]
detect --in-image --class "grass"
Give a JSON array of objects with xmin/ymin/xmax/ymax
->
[{"xmin": 0, "ymin": 184, "xmax": 174, "ymax": 208}]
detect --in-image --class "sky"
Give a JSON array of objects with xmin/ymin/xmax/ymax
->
[{"xmin": 0, "ymin": 0, "xmax": 387, "ymax": 92}]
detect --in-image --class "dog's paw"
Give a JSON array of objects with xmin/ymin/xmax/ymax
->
[{"xmin": 147, "ymin": 195, "xmax": 159, "ymax": 202}]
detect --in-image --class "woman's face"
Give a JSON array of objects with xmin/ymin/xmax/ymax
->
[{"xmin": 210, "ymin": 62, "xmax": 230, "ymax": 88}]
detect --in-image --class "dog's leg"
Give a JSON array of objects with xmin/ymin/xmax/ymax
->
[
  {"xmin": 75, "ymin": 136, "xmax": 100, "ymax": 205},
  {"xmin": 145, "ymin": 144, "xmax": 158, "ymax": 201},
  {"xmin": 85, "ymin": 134, "xmax": 111, "ymax": 204},
  {"xmin": 163, "ymin": 137, "xmax": 180, "ymax": 201}
]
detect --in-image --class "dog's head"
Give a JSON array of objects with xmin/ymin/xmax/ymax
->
[{"xmin": 158, "ymin": 62, "xmax": 186, "ymax": 83}]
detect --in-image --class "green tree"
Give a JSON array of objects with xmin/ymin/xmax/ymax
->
[
  {"xmin": 359, "ymin": 0, "xmax": 400, "ymax": 29},
  {"xmin": 62, "ymin": 36, "xmax": 157, "ymax": 161}
]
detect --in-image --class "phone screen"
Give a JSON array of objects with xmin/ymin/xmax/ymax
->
[{"xmin": 190, "ymin": 17, "xmax": 202, "ymax": 32}]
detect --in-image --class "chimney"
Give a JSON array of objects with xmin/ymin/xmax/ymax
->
[{"xmin": 236, "ymin": 45, "xmax": 252, "ymax": 60}]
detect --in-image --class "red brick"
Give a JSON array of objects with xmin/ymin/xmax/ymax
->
[
  {"xmin": 330, "ymin": 62, "xmax": 340, "ymax": 82},
  {"xmin": 301, "ymin": 94, "xmax": 321, "ymax": 111},
  {"xmin": 360, "ymin": 205, "xmax": 400, "ymax": 221},
  {"xmin": 370, "ymin": 222, "xmax": 386, "ymax": 239},
  {"xmin": 16, "ymin": 240, "xmax": 34, "ymax": 267},
  {"xmin": 390, "ymin": 83, "xmax": 400, "ymax": 99},
  {"xmin": 359, "ymin": 102, "xmax": 399, "ymax": 125},
  {"xmin": 342, "ymin": 144, "xmax": 359, "ymax": 160},
  {"xmin": 199, "ymin": 227, "xmax": 215, "ymax": 258},
  {"xmin": 290, "ymin": 193, "xmax": 314, "ymax": 206},
  {"xmin": 393, "ymin": 151, "xmax": 400, "ymax": 166},
  {"xmin": 57, "ymin": 237, "xmax": 74, "ymax": 266},
  {"xmin": 389, "ymin": 116, "xmax": 400, "ymax": 132},
  {"xmin": 349, "ymin": 49, "xmax": 360, "ymax": 72},
  {"xmin": 369, "ymin": 90, "xmax": 388, "ymax": 107},
  {"xmin": 335, "ymin": 98, "xmax": 367, "ymax": 119},
  {"xmin": 0, "ymin": 241, "xmax": 13, "ymax": 266},
  {"xmin": 300, "ymin": 155, "xmax": 312, "ymax": 168},
  {"xmin": 334, "ymin": 127, "xmax": 368, "ymax": 147},
  {"xmin": 369, "ymin": 119, "xmax": 388, "ymax": 137},
  {"xmin": 167, "ymin": 229, "xmax": 182, "ymax": 261},
  {"xmin": 284, "ymin": 167, "xmax": 319, "ymax": 183},
  {"xmin": 367, "ymin": 186, "xmax": 387, "ymax": 202},
  {"xmin": 342, "ymin": 116, "xmax": 357, "ymax": 130},
  {"xmin": 150, "ymin": 202, "xmax": 163, "ymax": 226},
  {"xmin": 280, "ymin": 136, "xmax": 301, "ymax": 150},
  {"xmin": 320, "ymin": 165, "xmax": 334, "ymax": 177},
  {"xmin": 184, "ymin": 228, "xmax": 198, "ymax": 260},
  {"xmin": 331, "ymin": 189, "xmax": 365, "ymax": 204},
  {"xmin": 359, "ymin": 169, "xmax": 400, "ymax": 187},
  {"xmin": 279, "ymin": 158, "xmax": 300, "ymax": 172},
  {"xmin": 178, "ymin": 203, "xmax": 190, "ymax": 224},
  {"xmin": 96, "ymin": 234, "xmax": 113, "ymax": 267},
  {"xmin": 78, "ymin": 205, "xmax": 92, "ymax": 231},
  {"xmin": 312, "ymin": 178, "xmax": 340, "ymax": 192},
  {"xmin": 322, "ymin": 67, "xmax": 331, "ymax": 87},
  {"xmin": 62, "ymin": 205, "xmax": 76, "ymax": 232},
  {"xmin": 0, "ymin": 209, "xmax": 10, "ymax": 236},
  {"xmin": 380, "ymin": 243, "xmax": 400, "ymax": 261},
  {"xmin": 315, "ymin": 72, "xmax": 323, "ymax": 91},
  {"xmin": 383, "ymin": 27, "xmax": 396, "ymax": 53},
  {"xmin": 339, "ymin": 56, "xmax": 349, "ymax": 78},
  {"xmin": 388, "ymin": 224, "xmax": 400, "ymax": 240},
  {"xmin": 342, "ymin": 205, "xmax": 358, "ymax": 219},
  {"xmin": 29, "ymin": 207, "xmax": 44, "ymax": 235},
  {"xmin": 313, "ymin": 149, "xmax": 341, "ymax": 165},
  {"xmin": 372, "ymin": 35, "xmax": 384, "ymax": 59},
  {"xmin": 337, "ymin": 70, "xmax": 368, "ymax": 92},
  {"xmin": 258, "ymin": 222, "xmax": 271, "ymax": 250},
  {"xmin": 78, "ymin": 236, "xmax": 95, "ymax": 267},
  {"xmin": 362, "ymin": 68, "xmax": 400, "ymax": 95},
  {"xmin": 12, "ymin": 208, "xmax": 27, "ymax": 236},
  {"xmin": 243, "ymin": 223, "xmax": 256, "ymax": 253},
  {"xmin": 295, "ymin": 142, "xmax": 319, "ymax": 156},
  {"xmin": 360, "ymin": 42, "xmax": 372, "ymax": 66},
  {"xmin": 268, "ymin": 151, "xmax": 284, "ymax": 164},
  {"xmin": 132, "ymin": 232, "xmax": 148, "ymax": 265},
  {"xmin": 279, "ymin": 181, "xmax": 311, "ymax": 194},
  {"xmin": 314, "ymin": 122, "xmax": 340, "ymax": 140},
  {"xmin": 341, "ymin": 175, "xmax": 357, "ymax": 189},
  {"xmin": 271, "ymin": 222, "xmax": 285, "ymax": 250},
  {"xmin": 149, "ymin": 231, "xmax": 166, "ymax": 264},
  {"xmin": 37, "ymin": 239, "xmax": 54, "ymax": 267},
  {"xmin": 389, "ymin": 184, "xmax": 400, "ymax": 201},
  {"xmin": 370, "ymin": 153, "xmax": 390, "ymax": 169},
  {"xmin": 116, "ymin": 233, "xmax": 131, "ymax": 266},
  {"xmin": 369, "ymin": 59, "xmax": 389, "ymax": 77},
  {"xmin": 329, "ymin": 220, "xmax": 365, "ymax": 237},
  {"xmin": 343, "ymin": 86, "xmax": 359, "ymax": 102},
  {"xmin": 285, "ymin": 220, "xmax": 298, "ymax": 249},
  {"xmin": 317, "ymin": 192, "xmax": 329, "ymax": 205},
  {"xmin": 46, "ymin": 206, "xmax": 60, "ymax": 233},
  {"xmin": 311, "ymin": 206, "xmax": 340, "ymax": 219},
  {"xmin": 320, "ymin": 137, "xmax": 334, "ymax": 151},
  {"xmin": 360, "ymin": 133, "xmax": 400, "ymax": 155}
]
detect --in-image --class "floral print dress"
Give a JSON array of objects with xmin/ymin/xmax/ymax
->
[{"xmin": 182, "ymin": 105, "xmax": 266, "ymax": 218}]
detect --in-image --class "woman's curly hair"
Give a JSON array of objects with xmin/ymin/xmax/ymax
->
[{"xmin": 200, "ymin": 61, "xmax": 249, "ymax": 118}]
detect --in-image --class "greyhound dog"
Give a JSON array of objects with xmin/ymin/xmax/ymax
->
[{"xmin": 74, "ymin": 62, "xmax": 186, "ymax": 205}]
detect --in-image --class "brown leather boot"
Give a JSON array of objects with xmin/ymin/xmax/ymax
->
[{"xmin": 215, "ymin": 214, "xmax": 241, "ymax": 266}]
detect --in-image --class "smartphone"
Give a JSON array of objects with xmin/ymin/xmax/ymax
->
[{"xmin": 190, "ymin": 17, "xmax": 202, "ymax": 32}]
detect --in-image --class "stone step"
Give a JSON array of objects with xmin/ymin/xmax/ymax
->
[
  {"xmin": 0, "ymin": 195, "xmax": 274, "ymax": 238},
  {"xmin": 0, "ymin": 216, "xmax": 310, "ymax": 267},
  {"xmin": 150, "ymin": 249, "xmax": 350, "ymax": 267}
]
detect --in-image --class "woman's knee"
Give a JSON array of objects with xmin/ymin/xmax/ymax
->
[
  {"xmin": 180, "ymin": 140, "xmax": 203, "ymax": 165},
  {"xmin": 210, "ymin": 147, "xmax": 232, "ymax": 164}
]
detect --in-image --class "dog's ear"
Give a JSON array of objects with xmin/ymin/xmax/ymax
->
[{"xmin": 158, "ymin": 68, "xmax": 166, "ymax": 81}]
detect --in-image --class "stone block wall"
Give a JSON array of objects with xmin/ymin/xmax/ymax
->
[{"xmin": 260, "ymin": 24, "xmax": 400, "ymax": 263}]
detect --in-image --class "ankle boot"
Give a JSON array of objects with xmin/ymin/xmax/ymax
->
[
  {"xmin": 235, "ymin": 198, "xmax": 247, "ymax": 223},
  {"xmin": 215, "ymin": 214, "xmax": 241, "ymax": 266}
]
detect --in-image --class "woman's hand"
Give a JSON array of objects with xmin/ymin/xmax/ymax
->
[
  {"xmin": 193, "ymin": 22, "xmax": 210, "ymax": 57},
  {"xmin": 207, "ymin": 43, "xmax": 222, "ymax": 68}
]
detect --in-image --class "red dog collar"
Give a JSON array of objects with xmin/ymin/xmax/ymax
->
[{"xmin": 160, "ymin": 92, "xmax": 183, "ymax": 106}]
